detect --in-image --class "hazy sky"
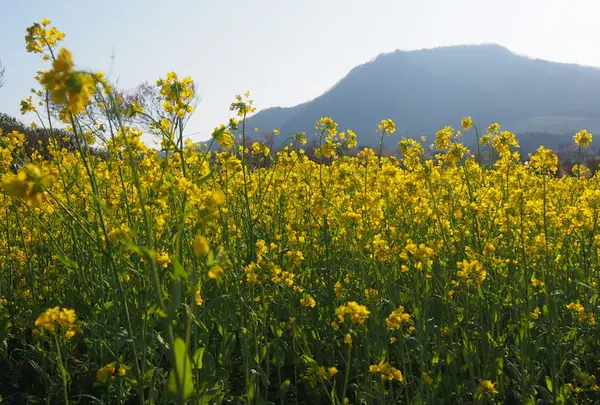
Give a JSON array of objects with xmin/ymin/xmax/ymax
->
[{"xmin": 2, "ymin": 0, "xmax": 600, "ymax": 142}]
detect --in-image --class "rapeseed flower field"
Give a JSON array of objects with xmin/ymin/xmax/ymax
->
[{"xmin": 1, "ymin": 20, "xmax": 600, "ymax": 405}]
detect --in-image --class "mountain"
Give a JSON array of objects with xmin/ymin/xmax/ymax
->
[{"xmin": 245, "ymin": 44, "xmax": 600, "ymax": 152}]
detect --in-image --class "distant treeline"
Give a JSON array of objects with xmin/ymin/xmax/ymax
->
[
  {"xmin": 4, "ymin": 112, "xmax": 598, "ymax": 176},
  {"xmin": 0, "ymin": 113, "xmax": 75, "ymax": 159}
]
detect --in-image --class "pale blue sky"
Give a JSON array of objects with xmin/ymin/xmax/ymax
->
[{"xmin": 2, "ymin": 0, "xmax": 600, "ymax": 141}]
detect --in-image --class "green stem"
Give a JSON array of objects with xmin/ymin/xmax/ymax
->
[{"xmin": 54, "ymin": 335, "xmax": 70, "ymax": 405}]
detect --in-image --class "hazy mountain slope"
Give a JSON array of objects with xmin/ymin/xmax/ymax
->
[{"xmin": 245, "ymin": 44, "xmax": 600, "ymax": 148}]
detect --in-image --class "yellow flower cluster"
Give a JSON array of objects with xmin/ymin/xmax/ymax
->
[
  {"xmin": 2, "ymin": 130, "xmax": 25, "ymax": 150},
  {"xmin": 302, "ymin": 364, "xmax": 338, "ymax": 387},
  {"xmin": 456, "ymin": 260, "xmax": 487, "ymax": 287},
  {"xmin": 195, "ymin": 288, "xmax": 204, "ymax": 306},
  {"xmin": 574, "ymin": 129, "xmax": 593, "ymax": 147},
  {"xmin": 378, "ymin": 119, "xmax": 396, "ymax": 134},
  {"xmin": 385, "ymin": 306, "xmax": 413, "ymax": 333},
  {"xmin": 208, "ymin": 265, "xmax": 224, "ymax": 279},
  {"xmin": 268, "ymin": 264, "xmax": 296, "ymax": 287},
  {"xmin": 530, "ymin": 146, "xmax": 559, "ymax": 174},
  {"xmin": 576, "ymin": 372, "xmax": 600, "ymax": 392},
  {"xmin": 476, "ymin": 380, "xmax": 498, "ymax": 395},
  {"xmin": 38, "ymin": 48, "xmax": 97, "ymax": 115},
  {"xmin": 456, "ymin": 259, "xmax": 487, "ymax": 288},
  {"xmin": 155, "ymin": 249, "xmax": 171, "ymax": 268},
  {"xmin": 300, "ymin": 294, "xmax": 316, "ymax": 308},
  {"xmin": 335, "ymin": 301, "xmax": 370, "ymax": 325},
  {"xmin": 251, "ymin": 141, "xmax": 270, "ymax": 157},
  {"xmin": 230, "ymin": 92, "xmax": 256, "ymax": 118},
  {"xmin": 212, "ymin": 125, "xmax": 235, "ymax": 150},
  {"xmin": 404, "ymin": 241, "xmax": 435, "ymax": 260},
  {"xmin": 567, "ymin": 302, "xmax": 596, "ymax": 326},
  {"xmin": 461, "ymin": 116, "xmax": 473, "ymax": 131},
  {"xmin": 156, "ymin": 72, "xmax": 195, "ymax": 118},
  {"xmin": 364, "ymin": 288, "xmax": 380, "ymax": 303},
  {"xmin": 96, "ymin": 362, "xmax": 127, "ymax": 383},
  {"xmin": 34, "ymin": 306, "xmax": 78, "ymax": 339},
  {"xmin": 108, "ymin": 224, "xmax": 135, "ymax": 243},
  {"xmin": 0, "ymin": 130, "xmax": 24, "ymax": 171},
  {"xmin": 369, "ymin": 361, "xmax": 404, "ymax": 382},
  {"xmin": 192, "ymin": 236, "xmax": 210, "ymax": 256},
  {"xmin": 435, "ymin": 126, "xmax": 454, "ymax": 149},
  {"xmin": 315, "ymin": 117, "xmax": 357, "ymax": 158},
  {"xmin": 25, "ymin": 19, "xmax": 65, "ymax": 56},
  {"xmin": 491, "ymin": 130, "xmax": 519, "ymax": 157},
  {"xmin": 2, "ymin": 164, "xmax": 53, "ymax": 206}
]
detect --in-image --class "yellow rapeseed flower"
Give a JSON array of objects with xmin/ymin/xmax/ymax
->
[
  {"xmin": 155, "ymin": 250, "xmax": 171, "ymax": 268},
  {"xmin": 476, "ymin": 380, "xmax": 498, "ymax": 395},
  {"xmin": 461, "ymin": 116, "xmax": 473, "ymax": 131},
  {"xmin": 2, "ymin": 164, "xmax": 53, "ymax": 207},
  {"xmin": 369, "ymin": 361, "xmax": 404, "ymax": 382},
  {"xmin": 378, "ymin": 119, "xmax": 396, "ymax": 134},
  {"xmin": 38, "ymin": 48, "xmax": 97, "ymax": 115},
  {"xmin": 300, "ymin": 294, "xmax": 316, "ymax": 308},
  {"xmin": 335, "ymin": 301, "xmax": 370, "ymax": 325},
  {"xmin": 456, "ymin": 259, "xmax": 486, "ymax": 288},
  {"xmin": 195, "ymin": 288, "xmax": 204, "ymax": 306},
  {"xmin": 34, "ymin": 306, "xmax": 78, "ymax": 339},
  {"xmin": 344, "ymin": 333, "xmax": 353, "ymax": 347},
  {"xmin": 193, "ymin": 236, "xmax": 210, "ymax": 256},
  {"xmin": 208, "ymin": 265, "xmax": 224, "ymax": 279},
  {"xmin": 96, "ymin": 362, "xmax": 127, "ymax": 383},
  {"xmin": 385, "ymin": 306, "xmax": 411, "ymax": 331},
  {"xmin": 574, "ymin": 129, "xmax": 593, "ymax": 147}
]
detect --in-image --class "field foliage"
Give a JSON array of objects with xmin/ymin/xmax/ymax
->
[{"xmin": 1, "ymin": 20, "xmax": 600, "ymax": 405}]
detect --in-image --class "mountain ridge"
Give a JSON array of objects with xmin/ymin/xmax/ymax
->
[{"xmin": 245, "ymin": 44, "xmax": 600, "ymax": 150}]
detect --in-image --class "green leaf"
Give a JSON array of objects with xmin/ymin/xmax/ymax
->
[
  {"xmin": 219, "ymin": 332, "xmax": 237, "ymax": 367},
  {"xmin": 272, "ymin": 343, "xmax": 285, "ymax": 368},
  {"xmin": 193, "ymin": 172, "xmax": 214, "ymax": 187},
  {"xmin": 55, "ymin": 253, "xmax": 78, "ymax": 270},
  {"xmin": 254, "ymin": 344, "xmax": 267, "ymax": 364},
  {"xmin": 556, "ymin": 384, "xmax": 569, "ymax": 405},
  {"xmin": 192, "ymin": 347, "xmax": 205, "ymax": 369},
  {"xmin": 203, "ymin": 350, "xmax": 216, "ymax": 376},
  {"xmin": 270, "ymin": 321, "xmax": 283, "ymax": 338},
  {"xmin": 198, "ymin": 385, "xmax": 224, "ymax": 405},
  {"xmin": 300, "ymin": 354, "xmax": 316, "ymax": 366},
  {"xmin": 170, "ymin": 256, "xmax": 188, "ymax": 281},
  {"xmin": 123, "ymin": 239, "xmax": 153, "ymax": 259},
  {"xmin": 564, "ymin": 327, "xmax": 578, "ymax": 342},
  {"xmin": 279, "ymin": 379, "xmax": 291, "ymax": 395},
  {"xmin": 495, "ymin": 356, "xmax": 504, "ymax": 375},
  {"xmin": 206, "ymin": 250, "xmax": 215, "ymax": 266},
  {"xmin": 253, "ymin": 365, "xmax": 269, "ymax": 387},
  {"xmin": 545, "ymin": 375, "xmax": 553, "ymax": 393},
  {"xmin": 167, "ymin": 338, "xmax": 194, "ymax": 401},
  {"xmin": 246, "ymin": 379, "xmax": 256, "ymax": 403},
  {"xmin": 215, "ymin": 367, "xmax": 230, "ymax": 391},
  {"xmin": 142, "ymin": 369, "xmax": 155, "ymax": 388},
  {"xmin": 535, "ymin": 385, "xmax": 552, "ymax": 403}
]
